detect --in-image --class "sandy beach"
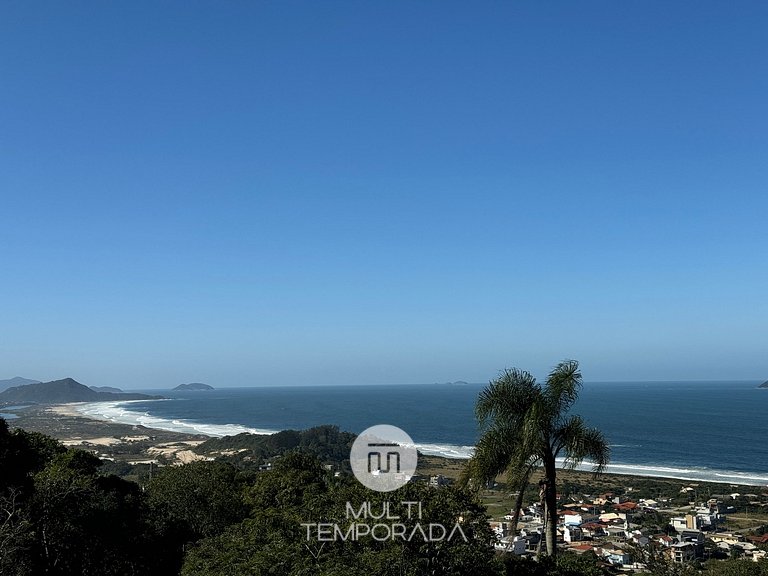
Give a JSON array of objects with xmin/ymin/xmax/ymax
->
[{"xmin": 6, "ymin": 404, "xmax": 211, "ymax": 467}]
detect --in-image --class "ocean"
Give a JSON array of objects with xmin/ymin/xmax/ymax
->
[{"xmin": 73, "ymin": 380, "xmax": 768, "ymax": 486}]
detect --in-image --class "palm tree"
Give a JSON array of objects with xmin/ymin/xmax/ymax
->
[{"xmin": 463, "ymin": 359, "xmax": 609, "ymax": 557}]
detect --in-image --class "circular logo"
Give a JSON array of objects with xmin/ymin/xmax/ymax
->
[{"xmin": 350, "ymin": 424, "xmax": 418, "ymax": 492}]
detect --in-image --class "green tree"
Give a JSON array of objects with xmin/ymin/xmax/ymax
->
[
  {"xmin": 702, "ymin": 558, "xmax": 768, "ymax": 576},
  {"xmin": 30, "ymin": 448, "xmax": 161, "ymax": 575},
  {"xmin": 183, "ymin": 452, "xmax": 501, "ymax": 576},
  {"xmin": 463, "ymin": 360, "xmax": 609, "ymax": 557},
  {"xmin": 147, "ymin": 460, "xmax": 246, "ymax": 573}
]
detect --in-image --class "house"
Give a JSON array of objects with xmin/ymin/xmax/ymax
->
[
  {"xmin": 429, "ymin": 475, "xmax": 450, "ymax": 487},
  {"xmin": 526, "ymin": 504, "xmax": 544, "ymax": 523},
  {"xmin": 670, "ymin": 542, "xmax": 696, "ymax": 563},
  {"xmin": 494, "ymin": 536, "xmax": 527, "ymax": 556},
  {"xmin": 605, "ymin": 525, "xmax": 628, "ymax": 539},
  {"xmin": 560, "ymin": 510, "xmax": 584, "ymax": 525},
  {"xmin": 593, "ymin": 493, "xmax": 615, "ymax": 505},
  {"xmin": 627, "ymin": 531, "xmax": 649, "ymax": 546},
  {"xmin": 679, "ymin": 530, "xmax": 704, "ymax": 544},
  {"xmin": 510, "ymin": 536, "xmax": 528, "ymax": 555},
  {"xmin": 657, "ymin": 535, "xmax": 676, "ymax": 547},
  {"xmin": 521, "ymin": 531, "xmax": 541, "ymax": 553},
  {"xmin": 495, "ymin": 536, "xmax": 526, "ymax": 555},
  {"xmin": 581, "ymin": 522, "xmax": 607, "ymax": 539},
  {"xmin": 679, "ymin": 530, "xmax": 705, "ymax": 558},
  {"xmin": 564, "ymin": 525, "xmax": 583, "ymax": 543},
  {"xmin": 733, "ymin": 542, "xmax": 758, "ymax": 553},
  {"xmin": 614, "ymin": 501, "xmax": 638, "ymax": 513},
  {"xmin": 750, "ymin": 550, "xmax": 768, "ymax": 562},
  {"xmin": 490, "ymin": 521, "xmax": 511, "ymax": 539},
  {"xmin": 709, "ymin": 532, "xmax": 744, "ymax": 545},
  {"xmin": 596, "ymin": 543, "xmax": 632, "ymax": 566},
  {"xmin": 671, "ymin": 515, "xmax": 703, "ymax": 532},
  {"xmin": 747, "ymin": 534, "xmax": 768, "ymax": 545}
]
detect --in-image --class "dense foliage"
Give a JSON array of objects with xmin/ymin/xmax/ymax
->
[
  {"xmin": 7, "ymin": 414, "xmax": 765, "ymax": 576},
  {"xmin": 1, "ymin": 418, "xmax": 502, "ymax": 576},
  {"xmin": 193, "ymin": 424, "xmax": 356, "ymax": 469}
]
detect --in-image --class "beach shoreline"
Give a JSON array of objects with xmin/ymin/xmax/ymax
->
[
  {"xmin": 7, "ymin": 404, "xmax": 211, "ymax": 466},
  {"xmin": 3, "ymin": 402, "xmax": 767, "ymax": 489}
]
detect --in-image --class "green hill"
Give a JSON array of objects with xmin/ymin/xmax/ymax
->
[{"xmin": 0, "ymin": 378, "xmax": 163, "ymax": 404}]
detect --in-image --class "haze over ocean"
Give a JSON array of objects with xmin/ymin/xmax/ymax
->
[{"xmin": 74, "ymin": 380, "xmax": 768, "ymax": 485}]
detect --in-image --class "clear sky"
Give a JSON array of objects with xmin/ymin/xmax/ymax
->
[{"xmin": 1, "ymin": 1, "xmax": 766, "ymax": 388}]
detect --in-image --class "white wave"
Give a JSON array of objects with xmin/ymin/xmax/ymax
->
[
  {"xmin": 560, "ymin": 459, "xmax": 768, "ymax": 486},
  {"xmin": 72, "ymin": 401, "xmax": 279, "ymax": 437},
  {"xmin": 67, "ymin": 402, "xmax": 768, "ymax": 486},
  {"xmin": 413, "ymin": 443, "xmax": 475, "ymax": 459}
]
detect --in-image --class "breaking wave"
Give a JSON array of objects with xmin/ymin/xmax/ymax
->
[
  {"xmin": 74, "ymin": 401, "xmax": 279, "ymax": 437},
  {"xmin": 70, "ymin": 400, "xmax": 768, "ymax": 485}
]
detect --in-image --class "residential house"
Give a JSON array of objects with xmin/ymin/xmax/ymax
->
[
  {"xmin": 495, "ymin": 536, "xmax": 526, "ymax": 555},
  {"xmin": 670, "ymin": 542, "xmax": 696, "ymax": 564},
  {"xmin": 489, "ymin": 521, "xmax": 511, "ymax": 540},
  {"xmin": 564, "ymin": 525, "xmax": 583, "ymax": 543},
  {"xmin": 747, "ymin": 534, "xmax": 768, "ymax": 545},
  {"xmin": 709, "ymin": 533, "xmax": 744, "ymax": 546},
  {"xmin": 596, "ymin": 543, "xmax": 632, "ymax": 567},
  {"xmin": 580, "ymin": 522, "xmax": 607, "ymax": 539},
  {"xmin": 560, "ymin": 510, "xmax": 584, "ymax": 526}
]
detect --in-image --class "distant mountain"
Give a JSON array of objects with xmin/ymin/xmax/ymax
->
[
  {"xmin": 0, "ymin": 378, "xmax": 164, "ymax": 404},
  {"xmin": 0, "ymin": 377, "xmax": 40, "ymax": 392},
  {"xmin": 173, "ymin": 383, "xmax": 214, "ymax": 391},
  {"xmin": 759, "ymin": 381, "xmax": 768, "ymax": 389},
  {"xmin": 90, "ymin": 386, "xmax": 124, "ymax": 394}
]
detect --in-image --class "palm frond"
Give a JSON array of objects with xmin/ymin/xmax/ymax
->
[
  {"xmin": 461, "ymin": 422, "xmax": 520, "ymax": 487},
  {"xmin": 475, "ymin": 368, "xmax": 538, "ymax": 429},
  {"xmin": 544, "ymin": 359, "xmax": 582, "ymax": 416},
  {"xmin": 554, "ymin": 415, "xmax": 610, "ymax": 474}
]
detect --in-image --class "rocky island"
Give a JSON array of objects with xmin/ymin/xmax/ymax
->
[{"xmin": 173, "ymin": 382, "xmax": 214, "ymax": 391}]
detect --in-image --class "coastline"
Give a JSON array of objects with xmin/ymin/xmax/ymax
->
[
  {"xmin": 8, "ymin": 404, "xmax": 211, "ymax": 466},
  {"xmin": 4, "ymin": 401, "xmax": 767, "ymax": 488}
]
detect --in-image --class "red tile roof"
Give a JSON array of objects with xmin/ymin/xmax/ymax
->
[{"xmin": 747, "ymin": 534, "xmax": 768, "ymax": 544}]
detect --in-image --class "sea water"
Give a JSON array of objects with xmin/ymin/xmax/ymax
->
[{"xmin": 74, "ymin": 380, "xmax": 768, "ymax": 485}]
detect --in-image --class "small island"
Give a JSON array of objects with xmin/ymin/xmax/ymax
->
[{"xmin": 173, "ymin": 383, "xmax": 214, "ymax": 391}]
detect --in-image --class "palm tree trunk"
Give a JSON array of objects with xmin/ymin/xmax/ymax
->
[
  {"xmin": 544, "ymin": 457, "xmax": 558, "ymax": 557},
  {"xmin": 510, "ymin": 479, "xmax": 527, "ymax": 534}
]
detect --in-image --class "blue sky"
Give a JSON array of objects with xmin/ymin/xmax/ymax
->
[{"xmin": 1, "ymin": 1, "xmax": 766, "ymax": 388}]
